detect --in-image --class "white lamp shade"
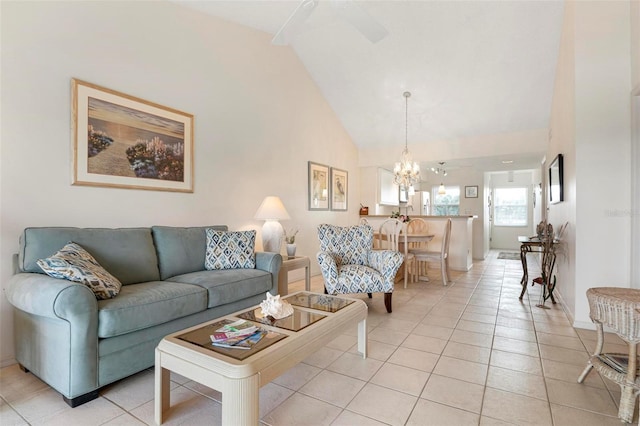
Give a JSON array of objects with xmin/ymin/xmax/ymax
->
[
  {"xmin": 254, "ymin": 196, "xmax": 291, "ymax": 220},
  {"xmin": 255, "ymin": 196, "xmax": 290, "ymax": 253}
]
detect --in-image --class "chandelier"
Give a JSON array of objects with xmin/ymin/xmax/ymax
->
[{"xmin": 393, "ymin": 91, "xmax": 420, "ymax": 189}]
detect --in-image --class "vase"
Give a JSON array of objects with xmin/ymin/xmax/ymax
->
[{"xmin": 286, "ymin": 243, "xmax": 297, "ymax": 258}]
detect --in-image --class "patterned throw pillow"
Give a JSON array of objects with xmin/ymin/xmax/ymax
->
[
  {"xmin": 36, "ymin": 242, "xmax": 122, "ymax": 300},
  {"xmin": 205, "ymin": 229, "xmax": 256, "ymax": 270}
]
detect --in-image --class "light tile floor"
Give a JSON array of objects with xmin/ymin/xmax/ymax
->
[{"xmin": 0, "ymin": 251, "xmax": 630, "ymax": 425}]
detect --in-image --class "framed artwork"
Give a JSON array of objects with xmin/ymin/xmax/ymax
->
[
  {"xmin": 72, "ymin": 79, "xmax": 194, "ymax": 192},
  {"xmin": 330, "ymin": 167, "xmax": 348, "ymax": 211},
  {"xmin": 465, "ymin": 185, "xmax": 478, "ymax": 198},
  {"xmin": 308, "ymin": 161, "xmax": 330, "ymax": 210},
  {"xmin": 549, "ymin": 153, "xmax": 564, "ymax": 204}
]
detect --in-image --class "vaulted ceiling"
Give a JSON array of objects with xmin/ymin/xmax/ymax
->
[{"xmin": 175, "ymin": 0, "xmax": 565, "ymax": 171}]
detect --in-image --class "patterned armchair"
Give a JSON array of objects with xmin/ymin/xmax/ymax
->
[{"xmin": 316, "ymin": 224, "xmax": 404, "ymax": 313}]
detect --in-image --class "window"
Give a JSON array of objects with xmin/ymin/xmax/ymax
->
[
  {"xmin": 432, "ymin": 186, "xmax": 460, "ymax": 216},
  {"xmin": 494, "ymin": 187, "xmax": 528, "ymax": 226}
]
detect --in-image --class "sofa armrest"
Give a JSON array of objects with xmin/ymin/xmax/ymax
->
[
  {"xmin": 7, "ymin": 273, "xmax": 98, "ymax": 319},
  {"xmin": 255, "ymin": 252, "xmax": 282, "ymax": 295},
  {"xmin": 6, "ymin": 272, "xmax": 99, "ymax": 399}
]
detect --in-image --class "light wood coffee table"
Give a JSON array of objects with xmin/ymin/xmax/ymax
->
[{"xmin": 154, "ymin": 292, "xmax": 367, "ymax": 425}]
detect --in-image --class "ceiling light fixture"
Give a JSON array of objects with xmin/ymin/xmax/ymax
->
[
  {"xmin": 431, "ymin": 161, "xmax": 447, "ymax": 176},
  {"xmin": 431, "ymin": 161, "xmax": 447, "ymax": 195},
  {"xmin": 393, "ymin": 91, "xmax": 420, "ymax": 191}
]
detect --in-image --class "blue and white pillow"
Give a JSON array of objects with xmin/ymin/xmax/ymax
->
[
  {"xmin": 205, "ymin": 229, "xmax": 256, "ymax": 270},
  {"xmin": 36, "ymin": 242, "xmax": 122, "ymax": 300}
]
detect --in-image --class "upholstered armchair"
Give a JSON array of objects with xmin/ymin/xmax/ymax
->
[{"xmin": 316, "ymin": 224, "xmax": 404, "ymax": 313}]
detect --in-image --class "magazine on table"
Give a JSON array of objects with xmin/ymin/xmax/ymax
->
[
  {"xmin": 210, "ymin": 319, "xmax": 259, "ymax": 342},
  {"xmin": 211, "ymin": 330, "xmax": 267, "ymax": 350}
]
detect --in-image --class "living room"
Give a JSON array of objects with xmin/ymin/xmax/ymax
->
[{"xmin": 1, "ymin": 0, "xmax": 640, "ymax": 424}]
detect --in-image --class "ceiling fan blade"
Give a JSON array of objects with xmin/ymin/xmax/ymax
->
[
  {"xmin": 330, "ymin": 0, "xmax": 388, "ymax": 43},
  {"xmin": 272, "ymin": 0, "xmax": 319, "ymax": 45}
]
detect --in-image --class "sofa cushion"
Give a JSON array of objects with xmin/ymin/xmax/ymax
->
[
  {"xmin": 97, "ymin": 281, "xmax": 207, "ymax": 338},
  {"xmin": 152, "ymin": 225, "xmax": 227, "ymax": 280},
  {"xmin": 205, "ymin": 229, "xmax": 256, "ymax": 270},
  {"xmin": 37, "ymin": 242, "xmax": 122, "ymax": 300},
  {"xmin": 166, "ymin": 269, "xmax": 271, "ymax": 308},
  {"xmin": 20, "ymin": 227, "xmax": 160, "ymax": 285}
]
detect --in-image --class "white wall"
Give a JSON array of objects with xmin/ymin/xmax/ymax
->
[
  {"xmin": 549, "ymin": 1, "xmax": 633, "ymax": 327},
  {"xmin": 0, "ymin": 1, "xmax": 359, "ymax": 366}
]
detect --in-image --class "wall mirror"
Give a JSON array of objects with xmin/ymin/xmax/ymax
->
[{"xmin": 549, "ymin": 153, "xmax": 564, "ymax": 204}]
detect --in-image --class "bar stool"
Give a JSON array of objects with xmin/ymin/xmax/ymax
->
[{"xmin": 578, "ymin": 287, "xmax": 640, "ymax": 423}]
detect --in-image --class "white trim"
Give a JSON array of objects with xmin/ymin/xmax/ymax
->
[{"xmin": 631, "ymin": 84, "xmax": 640, "ymax": 288}]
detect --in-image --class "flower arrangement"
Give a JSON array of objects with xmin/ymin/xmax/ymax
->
[
  {"xmin": 284, "ymin": 228, "xmax": 298, "ymax": 244},
  {"xmin": 391, "ymin": 211, "xmax": 410, "ymax": 223}
]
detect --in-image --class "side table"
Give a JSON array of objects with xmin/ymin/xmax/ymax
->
[{"xmin": 278, "ymin": 256, "xmax": 311, "ymax": 296}]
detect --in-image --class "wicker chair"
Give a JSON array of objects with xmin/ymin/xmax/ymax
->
[
  {"xmin": 578, "ymin": 287, "xmax": 640, "ymax": 423},
  {"xmin": 316, "ymin": 224, "xmax": 403, "ymax": 313}
]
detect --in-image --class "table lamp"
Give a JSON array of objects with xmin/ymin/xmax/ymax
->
[{"xmin": 254, "ymin": 196, "xmax": 291, "ymax": 253}]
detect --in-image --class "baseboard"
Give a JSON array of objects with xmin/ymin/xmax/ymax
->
[{"xmin": 0, "ymin": 357, "xmax": 17, "ymax": 369}]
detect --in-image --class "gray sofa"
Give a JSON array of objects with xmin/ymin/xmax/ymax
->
[{"xmin": 5, "ymin": 226, "xmax": 282, "ymax": 407}]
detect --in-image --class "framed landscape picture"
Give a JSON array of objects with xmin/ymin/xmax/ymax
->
[
  {"xmin": 72, "ymin": 79, "xmax": 194, "ymax": 192},
  {"xmin": 330, "ymin": 167, "xmax": 348, "ymax": 211},
  {"xmin": 308, "ymin": 161, "xmax": 329, "ymax": 210}
]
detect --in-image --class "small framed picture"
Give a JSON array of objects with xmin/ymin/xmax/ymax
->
[
  {"xmin": 308, "ymin": 162, "xmax": 330, "ymax": 210},
  {"xmin": 465, "ymin": 186, "xmax": 478, "ymax": 198},
  {"xmin": 330, "ymin": 168, "xmax": 348, "ymax": 211}
]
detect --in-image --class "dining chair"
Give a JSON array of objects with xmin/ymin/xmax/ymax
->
[
  {"xmin": 378, "ymin": 218, "xmax": 413, "ymax": 288},
  {"xmin": 406, "ymin": 218, "xmax": 429, "ymax": 282},
  {"xmin": 407, "ymin": 218, "xmax": 428, "ymax": 248},
  {"xmin": 409, "ymin": 218, "xmax": 452, "ymax": 286}
]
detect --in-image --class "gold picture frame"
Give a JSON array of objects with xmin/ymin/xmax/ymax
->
[{"xmin": 72, "ymin": 79, "xmax": 194, "ymax": 192}]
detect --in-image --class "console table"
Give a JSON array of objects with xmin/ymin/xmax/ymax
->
[{"xmin": 518, "ymin": 236, "xmax": 557, "ymax": 305}]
